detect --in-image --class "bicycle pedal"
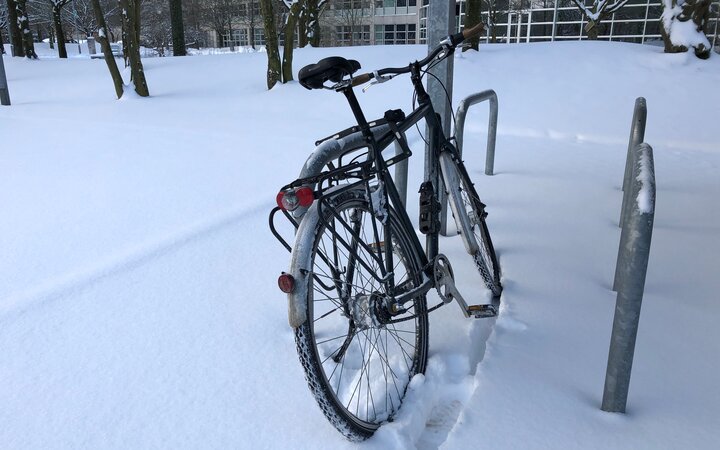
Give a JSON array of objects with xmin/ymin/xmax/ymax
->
[{"xmin": 467, "ymin": 304, "xmax": 498, "ymax": 319}]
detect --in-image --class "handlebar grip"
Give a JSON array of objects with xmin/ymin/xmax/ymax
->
[
  {"xmin": 462, "ymin": 22, "xmax": 485, "ymax": 40},
  {"xmin": 351, "ymin": 73, "xmax": 372, "ymax": 87}
]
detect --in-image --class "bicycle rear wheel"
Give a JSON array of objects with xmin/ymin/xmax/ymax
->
[
  {"xmin": 440, "ymin": 152, "xmax": 502, "ymax": 298},
  {"xmin": 292, "ymin": 186, "xmax": 428, "ymax": 441}
]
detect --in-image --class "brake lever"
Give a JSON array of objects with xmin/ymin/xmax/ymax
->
[{"xmin": 362, "ymin": 71, "xmax": 395, "ymax": 93}]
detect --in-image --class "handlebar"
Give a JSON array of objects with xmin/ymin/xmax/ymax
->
[{"xmin": 351, "ymin": 23, "xmax": 486, "ymax": 88}]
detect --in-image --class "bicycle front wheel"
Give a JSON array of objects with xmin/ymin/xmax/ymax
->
[
  {"xmin": 440, "ymin": 152, "xmax": 502, "ymax": 298},
  {"xmin": 292, "ymin": 186, "xmax": 428, "ymax": 441}
]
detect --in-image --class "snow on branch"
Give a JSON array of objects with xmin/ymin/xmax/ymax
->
[{"xmin": 570, "ymin": 0, "xmax": 631, "ymax": 21}]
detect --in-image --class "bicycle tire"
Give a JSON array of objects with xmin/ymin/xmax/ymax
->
[
  {"xmin": 293, "ymin": 186, "xmax": 428, "ymax": 441},
  {"xmin": 439, "ymin": 152, "xmax": 503, "ymax": 298}
]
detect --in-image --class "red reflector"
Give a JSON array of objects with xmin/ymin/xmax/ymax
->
[
  {"xmin": 295, "ymin": 187, "xmax": 315, "ymax": 207},
  {"xmin": 278, "ymin": 273, "xmax": 295, "ymax": 293},
  {"xmin": 276, "ymin": 191, "xmax": 286, "ymax": 209}
]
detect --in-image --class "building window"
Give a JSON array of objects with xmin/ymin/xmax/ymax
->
[
  {"xmin": 336, "ymin": 25, "xmax": 371, "ymax": 46},
  {"xmin": 254, "ymin": 28, "xmax": 265, "ymax": 46},
  {"xmin": 375, "ymin": 23, "xmax": 416, "ymax": 45}
]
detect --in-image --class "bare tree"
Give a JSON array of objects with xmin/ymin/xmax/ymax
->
[
  {"xmin": 202, "ymin": 0, "xmax": 240, "ymax": 48},
  {"xmin": 14, "ymin": 1, "xmax": 39, "ymax": 58},
  {"xmin": 326, "ymin": 0, "xmax": 369, "ymax": 46},
  {"xmin": 141, "ymin": 0, "xmax": 171, "ymax": 55},
  {"xmin": 181, "ymin": 0, "xmax": 204, "ymax": 47},
  {"xmin": 168, "ymin": 0, "xmax": 185, "ymax": 54},
  {"xmin": 569, "ymin": 0, "xmax": 630, "ymax": 39},
  {"xmin": 119, "ymin": 0, "xmax": 149, "ymax": 95},
  {"xmin": 464, "ymin": 0, "xmax": 481, "ymax": 50},
  {"xmin": 4, "ymin": 0, "xmax": 23, "ymax": 55},
  {"xmin": 281, "ymin": 0, "xmax": 302, "ymax": 82},
  {"xmin": 49, "ymin": 0, "xmax": 73, "ymax": 58},
  {"xmin": 259, "ymin": 0, "xmax": 280, "ymax": 88},
  {"xmin": 0, "ymin": 2, "xmax": 8, "ymax": 54},
  {"xmin": 660, "ymin": 0, "xmax": 711, "ymax": 58},
  {"xmin": 92, "ymin": 0, "xmax": 123, "ymax": 97},
  {"xmin": 303, "ymin": 0, "xmax": 326, "ymax": 46}
]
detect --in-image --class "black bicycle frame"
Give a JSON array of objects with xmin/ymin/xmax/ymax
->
[{"xmin": 332, "ymin": 62, "xmax": 448, "ymax": 310}]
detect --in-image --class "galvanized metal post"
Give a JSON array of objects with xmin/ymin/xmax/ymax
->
[
  {"xmin": 454, "ymin": 90, "xmax": 499, "ymax": 175},
  {"xmin": 620, "ymin": 98, "xmax": 647, "ymax": 228},
  {"xmin": 0, "ymin": 53, "xmax": 10, "ymax": 106},
  {"xmin": 609, "ymin": 13, "xmax": 616, "ymax": 41},
  {"xmin": 426, "ymin": 0, "xmax": 454, "ymax": 237},
  {"xmin": 615, "ymin": 98, "xmax": 647, "ymax": 291},
  {"xmin": 602, "ymin": 143, "xmax": 655, "ymax": 414}
]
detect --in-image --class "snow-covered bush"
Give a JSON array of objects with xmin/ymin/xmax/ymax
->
[{"xmin": 661, "ymin": 0, "xmax": 712, "ymax": 59}]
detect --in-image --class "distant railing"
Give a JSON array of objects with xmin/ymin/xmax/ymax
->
[{"xmin": 418, "ymin": 0, "xmax": 720, "ymax": 50}]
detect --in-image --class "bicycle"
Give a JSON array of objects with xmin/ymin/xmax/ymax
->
[{"xmin": 269, "ymin": 23, "xmax": 501, "ymax": 441}]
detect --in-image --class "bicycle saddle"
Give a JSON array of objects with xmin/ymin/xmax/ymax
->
[{"xmin": 299, "ymin": 57, "xmax": 361, "ymax": 90}]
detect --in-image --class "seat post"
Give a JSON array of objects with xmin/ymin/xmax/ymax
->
[{"xmin": 341, "ymin": 87, "xmax": 372, "ymax": 141}]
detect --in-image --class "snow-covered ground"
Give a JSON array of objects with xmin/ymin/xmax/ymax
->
[{"xmin": 1, "ymin": 41, "xmax": 718, "ymax": 449}]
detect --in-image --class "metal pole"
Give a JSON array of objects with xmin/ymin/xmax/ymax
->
[
  {"xmin": 426, "ymin": 0, "xmax": 454, "ymax": 238},
  {"xmin": 602, "ymin": 143, "xmax": 655, "ymax": 413},
  {"xmin": 441, "ymin": 90, "xmax": 499, "ymax": 236},
  {"xmin": 454, "ymin": 90, "xmax": 499, "ymax": 174},
  {"xmin": 641, "ymin": 0, "xmax": 651, "ymax": 44},
  {"xmin": 507, "ymin": 12, "xmax": 513, "ymax": 44},
  {"xmin": 526, "ymin": 11, "xmax": 532, "ymax": 43},
  {"xmin": 619, "ymin": 98, "xmax": 647, "ymax": 228},
  {"xmin": 517, "ymin": 12, "xmax": 522, "ymax": 43},
  {"xmin": 609, "ymin": 12, "xmax": 615, "ymax": 41},
  {"xmin": 551, "ymin": 0, "xmax": 558, "ymax": 41},
  {"xmin": 0, "ymin": 53, "xmax": 10, "ymax": 106}
]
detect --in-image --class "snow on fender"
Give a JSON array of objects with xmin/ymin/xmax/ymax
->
[{"xmin": 286, "ymin": 200, "xmax": 322, "ymax": 328}]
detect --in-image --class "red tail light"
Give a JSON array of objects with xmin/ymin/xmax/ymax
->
[
  {"xmin": 278, "ymin": 272, "xmax": 295, "ymax": 293},
  {"xmin": 276, "ymin": 187, "xmax": 314, "ymax": 211}
]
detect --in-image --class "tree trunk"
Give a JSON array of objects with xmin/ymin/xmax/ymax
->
[
  {"xmin": 464, "ymin": 0, "xmax": 481, "ymax": 51},
  {"xmin": 53, "ymin": 6, "xmax": 68, "ymax": 58},
  {"xmin": 5, "ymin": 0, "xmax": 23, "ymax": 56},
  {"xmin": 91, "ymin": 0, "xmax": 124, "ymax": 98},
  {"xmin": 282, "ymin": 1, "xmax": 302, "ymax": 83},
  {"xmin": 120, "ymin": 0, "xmax": 150, "ymax": 96},
  {"xmin": 587, "ymin": 21, "xmax": 600, "ymax": 40},
  {"xmin": 49, "ymin": 26, "xmax": 55, "ymax": 49},
  {"xmin": 0, "ymin": 25, "xmax": 5, "ymax": 54},
  {"xmin": 169, "ymin": 0, "xmax": 186, "ymax": 56},
  {"xmin": 14, "ymin": 0, "xmax": 38, "ymax": 59},
  {"xmin": 134, "ymin": 0, "xmax": 141, "ymax": 44},
  {"xmin": 661, "ymin": 0, "xmax": 711, "ymax": 59},
  {"xmin": 259, "ymin": 0, "xmax": 281, "ymax": 89},
  {"xmin": 298, "ymin": 5, "xmax": 307, "ymax": 47},
  {"xmin": 306, "ymin": 0, "xmax": 320, "ymax": 47}
]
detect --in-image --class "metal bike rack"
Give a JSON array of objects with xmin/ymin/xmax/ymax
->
[
  {"xmin": 440, "ymin": 89, "xmax": 499, "ymax": 236},
  {"xmin": 619, "ymin": 98, "xmax": 647, "ymax": 227},
  {"xmin": 602, "ymin": 98, "xmax": 656, "ymax": 414},
  {"xmin": 455, "ymin": 89, "xmax": 499, "ymax": 175}
]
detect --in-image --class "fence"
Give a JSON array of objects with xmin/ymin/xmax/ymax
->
[
  {"xmin": 418, "ymin": 0, "xmax": 720, "ymax": 51},
  {"xmin": 477, "ymin": 0, "xmax": 720, "ymax": 48}
]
